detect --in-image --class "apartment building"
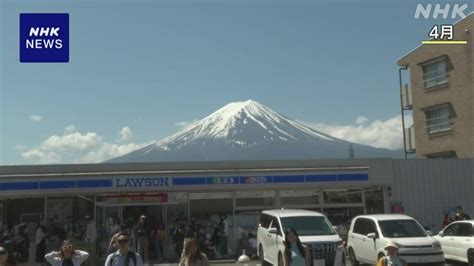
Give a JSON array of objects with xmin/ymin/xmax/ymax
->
[{"xmin": 397, "ymin": 13, "xmax": 473, "ymax": 158}]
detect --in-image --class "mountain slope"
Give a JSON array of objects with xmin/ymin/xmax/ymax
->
[{"xmin": 108, "ymin": 100, "xmax": 402, "ymax": 162}]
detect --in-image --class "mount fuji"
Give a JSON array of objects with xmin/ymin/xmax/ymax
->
[{"xmin": 107, "ymin": 100, "xmax": 402, "ymax": 162}]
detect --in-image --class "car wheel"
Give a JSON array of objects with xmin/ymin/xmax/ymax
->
[
  {"xmin": 348, "ymin": 247, "xmax": 359, "ymax": 266},
  {"xmin": 278, "ymin": 252, "xmax": 284, "ymax": 266},
  {"xmin": 468, "ymin": 249, "xmax": 474, "ymax": 266}
]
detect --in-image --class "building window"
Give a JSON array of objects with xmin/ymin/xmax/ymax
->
[
  {"xmin": 422, "ymin": 60, "xmax": 447, "ymax": 88},
  {"xmin": 425, "ymin": 106, "xmax": 451, "ymax": 134}
]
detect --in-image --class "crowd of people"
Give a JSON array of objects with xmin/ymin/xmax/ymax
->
[{"xmin": 0, "ymin": 212, "xmax": 232, "ymax": 266}]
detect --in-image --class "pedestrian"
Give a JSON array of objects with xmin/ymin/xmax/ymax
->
[
  {"xmin": 179, "ymin": 238, "xmax": 210, "ymax": 266},
  {"xmin": 173, "ymin": 224, "xmax": 185, "ymax": 261},
  {"xmin": 12, "ymin": 223, "xmax": 29, "ymax": 266},
  {"xmin": 108, "ymin": 225, "xmax": 128, "ymax": 254},
  {"xmin": 105, "ymin": 232, "xmax": 144, "ymax": 266},
  {"xmin": 181, "ymin": 221, "xmax": 196, "ymax": 258},
  {"xmin": 135, "ymin": 215, "xmax": 149, "ymax": 262},
  {"xmin": 455, "ymin": 206, "xmax": 471, "ymax": 221},
  {"xmin": 84, "ymin": 216, "xmax": 97, "ymax": 262},
  {"xmin": 0, "ymin": 246, "xmax": 16, "ymax": 266},
  {"xmin": 216, "ymin": 214, "xmax": 229, "ymax": 258},
  {"xmin": 376, "ymin": 240, "xmax": 407, "ymax": 266},
  {"xmin": 35, "ymin": 222, "xmax": 47, "ymax": 265},
  {"xmin": 44, "ymin": 240, "xmax": 89, "ymax": 266},
  {"xmin": 66, "ymin": 222, "xmax": 76, "ymax": 240},
  {"xmin": 442, "ymin": 213, "xmax": 452, "ymax": 228},
  {"xmin": 152, "ymin": 223, "xmax": 165, "ymax": 262},
  {"xmin": 1, "ymin": 225, "xmax": 13, "ymax": 256},
  {"xmin": 283, "ymin": 228, "xmax": 310, "ymax": 266}
]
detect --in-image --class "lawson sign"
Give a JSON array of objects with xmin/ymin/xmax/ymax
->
[{"xmin": 114, "ymin": 177, "xmax": 170, "ymax": 188}]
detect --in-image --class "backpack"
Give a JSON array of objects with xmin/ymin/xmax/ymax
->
[{"xmin": 109, "ymin": 251, "xmax": 137, "ymax": 266}]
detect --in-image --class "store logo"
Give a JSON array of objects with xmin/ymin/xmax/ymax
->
[
  {"xmin": 245, "ymin": 176, "xmax": 268, "ymax": 184},
  {"xmin": 212, "ymin": 177, "xmax": 235, "ymax": 184},
  {"xmin": 114, "ymin": 177, "xmax": 170, "ymax": 188},
  {"xmin": 20, "ymin": 13, "xmax": 69, "ymax": 62}
]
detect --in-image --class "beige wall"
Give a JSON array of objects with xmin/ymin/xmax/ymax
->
[{"xmin": 398, "ymin": 14, "xmax": 473, "ymax": 158}]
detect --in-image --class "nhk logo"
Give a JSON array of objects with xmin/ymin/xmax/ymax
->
[
  {"xmin": 20, "ymin": 13, "xmax": 69, "ymax": 62},
  {"xmin": 414, "ymin": 3, "xmax": 469, "ymax": 19}
]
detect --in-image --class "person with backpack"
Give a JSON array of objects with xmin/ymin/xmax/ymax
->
[
  {"xmin": 105, "ymin": 233, "xmax": 143, "ymax": 266},
  {"xmin": 44, "ymin": 240, "xmax": 89, "ymax": 266},
  {"xmin": 376, "ymin": 240, "xmax": 407, "ymax": 266}
]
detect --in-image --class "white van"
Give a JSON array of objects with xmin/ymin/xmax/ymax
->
[
  {"xmin": 347, "ymin": 214, "xmax": 444, "ymax": 265},
  {"xmin": 257, "ymin": 209, "xmax": 345, "ymax": 266},
  {"xmin": 434, "ymin": 220, "xmax": 474, "ymax": 264}
]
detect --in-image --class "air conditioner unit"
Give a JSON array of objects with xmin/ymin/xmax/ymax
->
[
  {"xmin": 402, "ymin": 84, "xmax": 413, "ymax": 110},
  {"xmin": 405, "ymin": 126, "xmax": 415, "ymax": 153}
]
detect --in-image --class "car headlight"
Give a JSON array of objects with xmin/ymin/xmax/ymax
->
[
  {"xmin": 336, "ymin": 240, "xmax": 344, "ymax": 249},
  {"xmin": 432, "ymin": 241, "xmax": 441, "ymax": 249}
]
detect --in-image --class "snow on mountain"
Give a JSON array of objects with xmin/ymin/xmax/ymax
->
[{"xmin": 107, "ymin": 100, "xmax": 402, "ymax": 163}]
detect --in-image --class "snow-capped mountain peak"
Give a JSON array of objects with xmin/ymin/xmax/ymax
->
[
  {"xmin": 108, "ymin": 100, "xmax": 401, "ymax": 163},
  {"xmin": 152, "ymin": 100, "xmax": 336, "ymax": 151}
]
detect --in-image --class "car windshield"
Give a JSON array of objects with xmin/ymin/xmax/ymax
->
[
  {"xmin": 378, "ymin": 219, "xmax": 427, "ymax": 238},
  {"xmin": 280, "ymin": 216, "xmax": 336, "ymax": 236}
]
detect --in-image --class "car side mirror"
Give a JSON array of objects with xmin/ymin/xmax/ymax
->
[
  {"xmin": 426, "ymin": 230, "xmax": 433, "ymax": 236},
  {"xmin": 438, "ymin": 231, "xmax": 444, "ymax": 237},
  {"xmin": 268, "ymin": 228, "xmax": 278, "ymax": 234},
  {"xmin": 367, "ymin": 233, "xmax": 377, "ymax": 239}
]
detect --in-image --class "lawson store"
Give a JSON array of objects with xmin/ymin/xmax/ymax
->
[{"xmin": 0, "ymin": 159, "xmax": 388, "ymax": 258}]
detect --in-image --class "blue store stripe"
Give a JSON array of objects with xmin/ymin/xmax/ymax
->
[
  {"xmin": 40, "ymin": 180, "xmax": 76, "ymax": 189},
  {"xmin": 77, "ymin": 179, "xmax": 113, "ymax": 188}
]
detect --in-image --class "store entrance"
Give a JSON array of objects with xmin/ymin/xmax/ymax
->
[{"xmin": 96, "ymin": 199, "xmax": 188, "ymax": 262}]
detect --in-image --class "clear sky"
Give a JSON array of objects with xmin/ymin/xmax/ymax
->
[{"xmin": 0, "ymin": 0, "xmax": 470, "ymax": 165}]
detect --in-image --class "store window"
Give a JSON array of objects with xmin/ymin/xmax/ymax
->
[
  {"xmin": 365, "ymin": 188, "xmax": 384, "ymax": 214},
  {"xmin": 323, "ymin": 189, "xmax": 362, "ymax": 204},
  {"xmin": 280, "ymin": 190, "xmax": 319, "ymax": 206},
  {"xmin": 235, "ymin": 191, "xmax": 275, "ymax": 209}
]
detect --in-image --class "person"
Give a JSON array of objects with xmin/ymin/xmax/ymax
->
[
  {"xmin": 216, "ymin": 214, "xmax": 229, "ymax": 258},
  {"xmin": 12, "ymin": 223, "xmax": 29, "ymax": 266},
  {"xmin": 442, "ymin": 213, "xmax": 452, "ymax": 228},
  {"xmin": 173, "ymin": 224, "xmax": 185, "ymax": 260},
  {"xmin": 283, "ymin": 229, "xmax": 310, "ymax": 266},
  {"xmin": 105, "ymin": 233, "xmax": 144, "ymax": 266},
  {"xmin": 179, "ymin": 239, "xmax": 210, "ymax": 266},
  {"xmin": 108, "ymin": 225, "xmax": 128, "ymax": 254},
  {"xmin": 0, "ymin": 246, "xmax": 16, "ymax": 266},
  {"xmin": 152, "ymin": 223, "xmax": 165, "ymax": 262},
  {"xmin": 44, "ymin": 240, "xmax": 89, "ymax": 266},
  {"xmin": 110, "ymin": 219, "xmax": 121, "ymax": 236},
  {"xmin": 248, "ymin": 233, "xmax": 257, "ymax": 257},
  {"xmin": 455, "ymin": 206, "xmax": 471, "ymax": 221},
  {"xmin": 84, "ymin": 216, "xmax": 97, "ymax": 262},
  {"xmin": 35, "ymin": 222, "xmax": 47, "ymax": 265},
  {"xmin": 181, "ymin": 222, "xmax": 196, "ymax": 258},
  {"xmin": 1, "ymin": 225, "xmax": 13, "ymax": 253},
  {"xmin": 135, "ymin": 215, "xmax": 149, "ymax": 262},
  {"xmin": 376, "ymin": 240, "xmax": 407, "ymax": 266},
  {"xmin": 66, "ymin": 222, "xmax": 76, "ymax": 240}
]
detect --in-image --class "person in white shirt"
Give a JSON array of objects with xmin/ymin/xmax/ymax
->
[
  {"xmin": 105, "ymin": 233, "xmax": 144, "ymax": 266},
  {"xmin": 84, "ymin": 216, "xmax": 97, "ymax": 262},
  {"xmin": 44, "ymin": 240, "xmax": 89, "ymax": 266}
]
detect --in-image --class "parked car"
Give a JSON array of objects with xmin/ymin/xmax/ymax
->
[
  {"xmin": 434, "ymin": 220, "xmax": 474, "ymax": 265},
  {"xmin": 347, "ymin": 214, "xmax": 444, "ymax": 265},
  {"xmin": 257, "ymin": 209, "xmax": 344, "ymax": 266}
]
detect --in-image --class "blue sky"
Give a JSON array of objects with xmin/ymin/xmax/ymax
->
[{"xmin": 0, "ymin": 0, "xmax": 469, "ymax": 164}]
